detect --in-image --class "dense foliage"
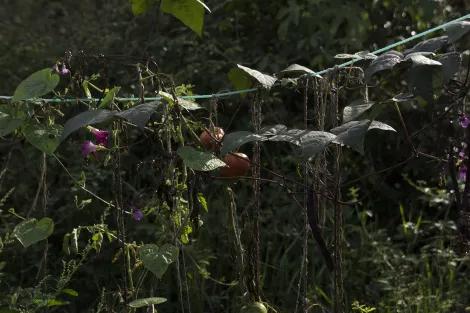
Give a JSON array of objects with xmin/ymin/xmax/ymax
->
[{"xmin": 1, "ymin": 1, "xmax": 470, "ymax": 313}]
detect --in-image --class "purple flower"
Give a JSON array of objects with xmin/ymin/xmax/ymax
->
[
  {"xmin": 460, "ymin": 167, "xmax": 467, "ymax": 180},
  {"xmin": 81, "ymin": 141, "xmax": 98, "ymax": 164},
  {"xmin": 460, "ymin": 151, "xmax": 465, "ymax": 159},
  {"xmin": 132, "ymin": 207, "xmax": 143, "ymax": 221},
  {"xmin": 461, "ymin": 116, "xmax": 469, "ymax": 128},
  {"xmin": 59, "ymin": 63, "xmax": 69, "ymax": 76},
  {"xmin": 91, "ymin": 128, "xmax": 109, "ymax": 146}
]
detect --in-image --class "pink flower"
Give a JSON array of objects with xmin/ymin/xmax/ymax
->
[
  {"xmin": 81, "ymin": 141, "xmax": 98, "ymax": 164},
  {"xmin": 91, "ymin": 128, "xmax": 109, "ymax": 146},
  {"xmin": 459, "ymin": 167, "xmax": 467, "ymax": 180},
  {"xmin": 60, "ymin": 63, "xmax": 69, "ymax": 76},
  {"xmin": 461, "ymin": 116, "xmax": 469, "ymax": 128}
]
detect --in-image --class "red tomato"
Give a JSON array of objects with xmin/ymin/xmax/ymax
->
[
  {"xmin": 199, "ymin": 127, "xmax": 224, "ymax": 152},
  {"xmin": 220, "ymin": 153, "xmax": 250, "ymax": 178}
]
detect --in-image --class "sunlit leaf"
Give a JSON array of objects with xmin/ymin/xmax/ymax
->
[
  {"xmin": 228, "ymin": 68, "xmax": 252, "ymax": 98},
  {"xmin": 161, "ymin": 0, "xmax": 205, "ymax": 36},
  {"xmin": 139, "ymin": 244, "xmax": 178, "ymax": 278},
  {"xmin": 300, "ymin": 131, "xmax": 336, "ymax": 161},
  {"xmin": 158, "ymin": 91, "xmax": 203, "ymax": 110},
  {"xmin": 342, "ymin": 99, "xmax": 376, "ymax": 123},
  {"xmin": 237, "ymin": 64, "xmax": 276, "ymax": 90},
  {"xmin": 12, "ymin": 68, "xmax": 60, "ymax": 102},
  {"xmin": 23, "ymin": 123, "xmax": 62, "ymax": 155},
  {"xmin": 13, "ymin": 218, "xmax": 54, "ymax": 248},
  {"xmin": 444, "ymin": 20, "xmax": 470, "ymax": 43},
  {"xmin": 98, "ymin": 86, "xmax": 121, "ymax": 109},
  {"xmin": 177, "ymin": 146, "xmax": 226, "ymax": 171},
  {"xmin": 129, "ymin": 297, "xmax": 167, "ymax": 308},
  {"xmin": 365, "ymin": 51, "xmax": 403, "ymax": 80}
]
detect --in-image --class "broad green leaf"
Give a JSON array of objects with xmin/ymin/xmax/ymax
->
[
  {"xmin": 139, "ymin": 244, "xmax": 178, "ymax": 278},
  {"xmin": 228, "ymin": 68, "xmax": 252, "ymax": 98},
  {"xmin": 197, "ymin": 192, "xmax": 208, "ymax": 212},
  {"xmin": 158, "ymin": 91, "xmax": 203, "ymax": 110},
  {"xmin": 12, "ymin": 69, "xmax": 60, "ymax": 102},
  {"xmin": 444, "ymin": 20, "xmax": 470, "ymax": 43},
  {"xmin": 331, "ymin": 120, "xmax": 372, "ymax": 154},
  {"xmin": 0, "ymin": 105, "xmax": 27, "ymax": 136},
  {"xmin": 23, "ymin": 123, "xmax": 62, "ymax": 155},
  {"xmin": 116, "ymin": 102, "xmax": 160, "ymax": 129},
  {"xmin": 46, "ymin": 300, "xmax": 70, "ymax": 306},
  {"xmin": 438, "ymin": 52, "xmax": 461, "ymax": 83},
  {"xmin": 369, "ymin": 121, "xmax": 396, "ymax": 132},
  {"xmin": 177, "ymin": 146, "xmax": 226, "ymax": 171},
  {"xmin": 237, "ymin": 64, "xmax": 276, "ymax": 90},
  {"xmin": 129, "ymin": 297, "xmax": 167, "ymax": 308},
  {"xmin": 220, "ymin": 131, "xmax": 268, "ymax": 156},
  {"xmin": 365, "ymin": 51, "xmax": 403, "ymax": 80},
  {"xmin": 98, "ymin": 87, "xmax": 121, "ymax": 109},
  {"xmin": 131, "ymin": 0, "xmax": 157, "ymax": 15},
  {"xmin": 300, "ymin": 131, "xmax": 336, "ymax": 161},
  {"xmin": 405, "ymin": 66, "xmax": 440, "ymax": 104},
  {"xmin": 161, "ymin": 0, "xmax": 205, "ymax": 36},
  {"xmin": 13, "ymin": 218, "xmax": 54, "ymax": 248},
  {"xmin": 342, "ymin": 99, "xmax": 376, "ymax": 123},
  {"xmin": 61, "ymin": 110, "xmax": 117, "ymax": 142}
]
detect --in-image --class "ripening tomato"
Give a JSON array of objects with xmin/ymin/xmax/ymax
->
[
  {"xmin": 240, "ymin": 302, "xmax": 268, "ymax": 313},
  {"xmin": 199, "ymin": 127, "xmax": 224, "ymax": 152},
  {"xmin": 220, "ymin": 153, "xmax": 250, "ymax": 178}
]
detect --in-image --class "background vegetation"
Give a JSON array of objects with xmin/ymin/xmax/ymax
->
[{"xmin": 0, "ymin": 0, "xmax": 469, "ymax": 312}]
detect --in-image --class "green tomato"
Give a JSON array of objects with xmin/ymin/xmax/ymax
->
[{"xmin": 240, "ymin": 302, "xmax": 268, "ymax": 313}]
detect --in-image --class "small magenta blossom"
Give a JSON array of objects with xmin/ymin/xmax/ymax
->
[
  {"xmin": 461, "ymin": 116, "xmax": 469, "ymax": 128},
  {"xmin": 91, "ymin": 128, "xmax": 109, "ymax": 146},
  {"xmin": 132, "ymin": 207, "xmax": 143, "ymax": 221},
  {"xmin": 81, "ymin": 141, "xmax": 99, "ymax": 164},
  {"xmin": 460, "ymin": 151, "xmax": 466, "ymax": 159},
  {"xmin": 60, "ymin": 63, "xmax": 69, "ymax": 76},
  {"xmin": 459, "ymin": 167, "xmax": 467, "ymax": 180}
]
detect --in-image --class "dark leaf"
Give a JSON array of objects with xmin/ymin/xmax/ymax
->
[
  {"xmin": 116, "ymin": 102, "xmax": 160, "ymax": 129},
  {"xmin": 365, "ymin": 52, "xmax": 403, "ymax": 80},
  {"xmin": 331, "ymin": 120, "xmax": 372, "ymax": 154},
  {"xmin": 438, "ymin": 52, "xmax": 461, "ymax": 83},
  {"xmin": 270, "ymin": 129, "xmax": 310, "ymax": 146},
  {"xmin": 444, "ymin": 20, "xmax": 470, "ymax": 43},
  {"xmin": 220, "ymin": 131, "xmax": 268, "ymax": 155},
  {"xmin": 257, "ymin": 124, "xmax": 288, "ymax": 136},
  {"xmin": 300, "ymin": 131, "xmax": 336, "ymax": 161},
  {"xmin": 404, "ymin": 36, "xmax": 449, "ymax": 55},
  {"xmin": 139, "ymin": 244, "xmax": 178, "ymax": 278},
  {"xmin": 0, "ymin": 105, "xmax": 27, "ymax": 136},
  {"xmin": 61, "ymin": 110, "xmax": 117, "ymax": 142},
  {"xmin": 342, "ymin": 99, "xmax": 376, "ymax": 123},
  {"xmin": 228, "ymin": 68, "xmax": 253, "ymax": 98}
]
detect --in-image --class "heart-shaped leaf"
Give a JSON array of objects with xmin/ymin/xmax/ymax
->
[
  {"xmin": 237, "ymin": 64, "xmax": 276, "ymax": 90},
  {"xmin": 61, "ymin": 110, "xmax": 117, "ymax": 142},
  {"xmin": 365, "ymin": 51, "xmax": 403, "ymax": 80},
  {"xmin": 404, "ymin": 36, "xmax": 449, "ymax": 55},
  {"xmin": 13, "ymin": 218, "xmax": 54, "ymax": 248},
  {"xmin": 331, "ymin": 120, "xmax": 372, "ymax": 154},
  {"xmin": 129, "ymin": 297, "xmax": 167, "ymax": 308},
  {"xmin": 116, "ymin": 102, "xmax": 160, "ymax": 129},
  {"xmin": 23, "ymin": 123, "xmax": 63, "ymax": 155},
  {"xmin": 444, "ymin": 20, "xmax": 470, "ymax": 43},
  {"xmin": 161, "ymin": 0, "xmax": 205, "ymax": 36},
  {"xmin": 277, "ymin": 64, "xmax": 319, "ymax": 78},
  {"xmin": 300, "ymin": 131, "xmax": 336, "ymax": 161},
  {"xmin": 0, "ymin": 105, "xmax": 27, "ymax": 136},
  {"xmin": 228, "ymin": 68, "xmax": 253, "ymax": 98},
  {"xmin": 177, "ymin": 146, "xmax": 226, "ymax": 171},
  {"xmin": 220, "ymin": 131, "xmax": 268, "ymax": 155},
  {"xmin": 12, "ymin": 68, "xmax": 60, "ymax": 102},
  {"xmin": 269, "ymin": 129, "xmax": 310, "ymax": 146},
  {"xmin": 139, "ymin": 244, "xmax": 178, "ymax": 278},
  {"xmin": 342, "ymin": 99, "xmax": 376, "ymax": 123},
  {"xmin": 438, "ymin": 52, "xmax": 461, "ymax": 83},
  {"xmin": 369, "ymin": 120, "xmax": 396, "ymax": 132}
]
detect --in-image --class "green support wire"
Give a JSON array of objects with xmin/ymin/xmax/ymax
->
[{"xmin": 0, "ymin": 13, "xmax": 469, "ymax": 103}]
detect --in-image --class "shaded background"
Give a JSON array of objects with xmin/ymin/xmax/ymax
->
[{"xmin": 1, "ymin": 0, "xmax": 469, "ymax": 312}]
